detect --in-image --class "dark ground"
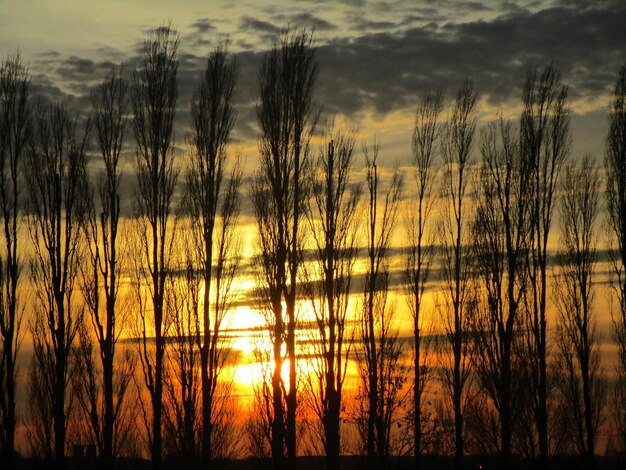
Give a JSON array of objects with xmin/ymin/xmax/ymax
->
[{"xmin": 12, "ymin": 454, "xmax": 626, "ymax": 470}]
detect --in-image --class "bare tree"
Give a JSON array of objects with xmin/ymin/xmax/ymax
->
[
  {"xmin": 131, "ymin": 25, "xmax": 179, "ymax": 470},
  {"xmin": 76, "ymin": 66, "xmax": 131, "ymax": 469},
  {"xmin": 251, "ymin": 29, "xmax": 318, "ymax": 469},
  {"xmin": 554, "ymin": 156, "xmax": 605, "ymax": 467},
  {"xmin": 304, "ymin": 130, "xmax": 361, "ymax": 470},
  {"xmin": 521, "ymin": 63, "xmax": 570, "ymax": 466},
  {"xmin": 404, "ymin": 90, "xmax": 442, "ymax": 470},
  {"xmin": 163, "ymin": 242, "xmax": 200, "ymax": 459},
  {"xmin": 605, "ymin": 65, "xmax": 626, "ymax": 450},
  {"xmin": 0, "ymin": 53, "xmax": 30, "ymax": 470},
  {"xmin": 72, "ymin": 319, "xmax": 136, "ymax": 459},
  {"xmin": 27, "ymin": 315, "xmax": 56, "ymax": 459},
  {"xmin": 25, "ymin": 100, "xmax": 90, "ymax": 470},
  {"xmin": 185, "ymin": 43, "xmax": 241, "ymax": 466},
  {"xmin": 471, "ymin": 118, "xmax": 532, "ymax": 468},
  {"xmin": 163, "ymin": 188, "xmax": 241, "ymax": 464},
  {"xmin": 438, "ymin": 81, "xmax": 477, "ymax": 470},
  {"xmin": 245, "ymin": 337, "xmax": 275, "ymax": 460},
  {"xmin": 356, "ymin": 143, "xmax": 404, "ymax": 469}
]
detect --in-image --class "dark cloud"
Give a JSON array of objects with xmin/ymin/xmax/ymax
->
[
  {"xmin": 314, "ymin": 4, "xmax": 626, "ymax": 119},
  {"xmin": 285, "ymin": 12, "xmax": 336, "ymax": 31},
  {"xmin": 240, "ymin": 16, "xmax": 281, "ymax": 35},
  {"xmin": 340, "ymin": 0, "xmax": 366, "ymax": 6},
  {"xmin": 554, "ymin": 0, "xmax": 623, "ymax": 7},
  {"xmin": 459, "ymin": 1, "xmax": 493, "ymax": 13},
  {"xmin": 36, "ymin": 50, "xmax": 61, "ymax": 59},
  {"xmin": 190, "ymin": 18, "xmax": 215, "ymax": 34},
  {"xmin": 29, "ymin": 74, "xmax": 67, "ymax": 104},
  {"xmin": 186, "ymin": 18, "xmax": 219, "ymax": 49},
  {"xmin": 21, "ymin": 1, "xmax": 626, "ymax": 174},
  {"xmin": 354, "ymin": 19, "xmax": 396, "ymax": 31},
  {"xmin": 60, "ymin": 56, "xmax": 95, "ymax": 76}
]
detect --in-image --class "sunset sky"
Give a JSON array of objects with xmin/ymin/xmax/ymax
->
[
  {"xmin": 2, "ymin": 0, "xmax": 625, "ymax": 173},
  {"xmin": 3, "ymin": 1, "xmax": 626, "ymax": 453},
  {"xmin": 2, "ymin": 0, "xmax": 625, "ymax": 348}
]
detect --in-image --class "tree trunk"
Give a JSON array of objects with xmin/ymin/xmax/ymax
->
[
  {"xmin": 325, "ymin": 387, "xmax": 340, "ymax": 470},
  {"xmin": 201, "ymin": 348, "xmax": 212, "ymax": 465},
  {"xmin": 414, "ymin": 331, "xmax": 421, "ymax": 470},
  {"xmin": 286, "ymin": 300, "xmax": 297, "ymax": 468},
  {"xmin": 582, "ymin": 343, "xmax": 594, "ymax": 468},
  {"xmin": 453, "ymin": 333, "xmax": 463, "ymax": 470},
  {"xmin": 501, "ymin": 345, "xmax": 512, "ymax": 470},
  {"xmin": 272, "ymin": 326, "xmax": 285, "ymax": 470},
  {"xmin": 54, "ymin": 337, "xmax": 66, "ymax": 470},
  {"xmin": 153, "ymin": 339, "xmax": 163, "ymax": 470},
  {"xmin": 6, "ymin": 351, "xmax": 15, "ymax": 470},
  {"xmin": 102, "ymin": 338, "xmax": 114, "ymax": 470},
  {"xmin": 538, "ymin": 272, "xmax": 548, "ymax": 469}
]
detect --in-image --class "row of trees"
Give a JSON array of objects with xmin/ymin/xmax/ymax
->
[
  {"xmin": 1, "ymin": 25, "xmax": 626, "ymax": 470},
  {"xmin": 0, "ymin": 26, "xmax": 242, "ymax": 470}
]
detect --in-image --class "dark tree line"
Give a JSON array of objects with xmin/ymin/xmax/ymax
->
[
  {"xmin": 606, "ymin": 66, "xmax": 626, "ymax": 452},
  {"xmin": 1, "ymin": 26, "xmax": 626, "ymax": 470},
  {"xmin": 303, "ymin": 129, "xmax": 361, "ymax": 470},
  {"xmin": 252, "ymin": 30, "xmax": 318, "ymax": 470},
  {"xmin": 356, "ymin": 142, "xmax": 404, "ymax": 469},
  {"xmin": 0, "ymin": 53, "xmax": 29, "ymax": 470}
]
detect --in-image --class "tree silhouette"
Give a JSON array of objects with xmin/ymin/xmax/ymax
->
[
  {"xmin": 605, "ymin": 64, "xmax": 626, "ymax": 450},
  {"xmin": 438, "ymin": 81, "xmax": 477, "ymax": 470},
  {"xmin": 3, "ymin": 21, "xmax": 626, "ymax": 469},
  {"xmin": 554, "ymin": 156, "xmax": 606, "ymax": 467},
  {"xmin": 25, "ymin": 100, "xmax": 90, "ymax": 470},
  {"xmin": 0, "ymin": 53, "xmax": 30, "ymax": 470},
  {"xmin": 245, "ymin": 337, "xmax": 275, "ymax": 460},
  {"xmin": 303, "ymin": 129, "xmax": 361, "ymax": 470},
  {"xmin": 252, "ymin": 29, "xmax": 318, "ymax": 470},
  {"xmin": 77, "ymin": 66, "xmax": 131, "ymax": 469},
  {"xmin": 163, "ymin": 242, "xmax": 200, "ymax": 459},
  {"xmin": 521, "ymin": 63, "xmax": 570, "ymax": 468},
  {"xmin": 131, "ymin": 25, "xmax": 179, "ymax": 470},
  {"xmin": 184, "ymin": 43, "xmax": 241, "ymax": 467},
  {"xmin": 404, "ymin": 90, "xmax": 442, "ymax": 470},
  {"xmin": 356, "ymin": 143, "xmax": 404, "ymax": 469},
  {"xmin": 72, "ymin": 317, "xmax": 136, "ymax": 459},
  {"xmin": 471, "ymin": 118, "xmax": 532, "ymax": 468}
]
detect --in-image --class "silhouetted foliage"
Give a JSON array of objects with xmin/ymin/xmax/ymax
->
[
  {"xmin": 554, "ymin": 156, "xmax": 606, "ymax": 467},
  {"xmin": 605, "ymin": 64, "xmax": 626, "ymax": 451},
  {"xmin": 438, "ymin": 81, "xmax": 477, "ymax": 470},
  {"xmin": 77, "ymin": 66, "xmax": 133, "ymax": 469},
  {"xmin": 163, "ymin": 243, "xmax": 201, "ymax": 458},
  {"xmin": 245, "ymin": 338, "xmax": 274, "ymax": 460},
  {"xmin": 470, "ymin": 118, "xmax": 532, "ymax": 467},
  {"xmin": 0, "ymin": 52, "xmax": 30, "ymax": 470},
  {"xmin": 25, "ymin": 100, "xmax": 90, "ymax": 470},
  {"xmin": 404, "ymin": 90, "xmax": 442, "ymax": 470},
  {"xmin": 3, "ymin": 21, "xmax": 625, "ymax": 470},
  {"xmin": 355, "ymin": 143, "xmax": 405, "ymax": 469},
  {"xmin": 131, "ymin": 24, "xmax": 179, "ymax": 470},
  {"xmin": 72, "ymin": 320, "xmax": 137, "ymax": 459},
  {"xmin": 303, "ymin": 129, "xmax": 361, "ymax": 469},
  {"xmin": 184, "ymin": 42, "xmax": 241, "ymax": 466},
  {"xmin": 521, "ymin": 63, "xmax": 570, "ymax": 467},
  {"xmin": 251, "ymin": 28, "xmax": 318, "ymax": 470}
]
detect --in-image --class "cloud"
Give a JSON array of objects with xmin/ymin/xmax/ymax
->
[
  {"xmin": 353, "ymin": 19, "xmax": 396, "ymax": 32},
  {"xmin": 240, "ymin": 16, "xmax": 281, "ymax": 35},
  {"xmin": 20, "ymin": 1, "xmax": 626, "ymax": 171},
  {"xmin": 313, "ymin": 3, "xmax": 626, "ymax": 120},
  {"xmin": 190, "ymin": 18, "xmax": 215, "ymax": 34},
  {"xmin": 59, "ymin": 56, "xmax": 95, "ymax": 77},
  {"xmin": 285, "ymin": 12, "xmax": 337, "ymax": 31}
]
